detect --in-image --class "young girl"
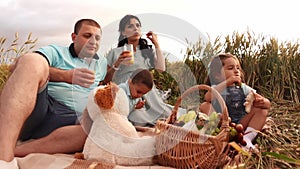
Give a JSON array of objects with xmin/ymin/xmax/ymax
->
[{"xmin": 200, "ymin": 53, "xmax": 270, "ymax": 150}]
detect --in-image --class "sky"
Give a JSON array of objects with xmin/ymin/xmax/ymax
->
[{"xmin": 1, "ymin": 0, "xmax": 300, "ymax": 61}]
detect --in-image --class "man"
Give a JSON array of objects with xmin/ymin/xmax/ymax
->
[{"xmin": 0, "ymin": 18, "xmax": 106, "ymax": 168}]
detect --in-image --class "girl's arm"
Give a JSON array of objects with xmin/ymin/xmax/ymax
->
[
  {"xmin": 204, "ymin": 76, "xmax": 241, "ymax": 101},
  {"xmin": 204, "ymin": 81, "xmax": 227, "ymax": 102}
]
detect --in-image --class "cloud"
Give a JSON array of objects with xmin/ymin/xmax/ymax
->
[
  {"xmin": 1, "ymin": 0, "xmax": 118, "ymax": 48},
  {"xmin": 1, "ymin": 0, "xmax": 299, "ymax": 54}
]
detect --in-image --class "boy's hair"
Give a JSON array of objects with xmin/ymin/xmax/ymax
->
[
  {"xmin": 206, "ymin": 53, "xmax": 245, "ymax": 85},
  {"xmin": 74, "ymin": 19, "xmax": 101, "ymax": 34},
  {"xmin": 130, "ymin": 69, "xmax": 153, "ymax": 89}
]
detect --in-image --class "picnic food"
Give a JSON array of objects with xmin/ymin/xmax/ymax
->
[{"xmin": 244, "ymin": 90, "xmax": 255, "ymax": 113}]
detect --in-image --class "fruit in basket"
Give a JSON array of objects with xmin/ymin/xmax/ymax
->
[
  {"xmin": 211, "ymin": 122, "xmax": 247, "ymax": 146},
  {"xmin": 204, "ymin": 112, "xmax": 220, "ymax": 134},
  {"xmin": 173, "ymin": 120, "xmax": 185, "ymax": 127},
  {"xmin": 229, "ymin": 127, "xmax": 238, "ymax": 140},
  {"xmin": 176, "ymin": 110, "xmax": 197, "ymax": 124},
  {"xmin": 235, "ymin": 124, "xmax": 244, "ymax": 134},
  {"xmin": 195, "ymin": 112, "xmax": 209, "ymax": 129}
]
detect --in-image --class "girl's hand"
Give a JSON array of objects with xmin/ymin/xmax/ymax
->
[
  {"xmin": 252, "ymin": 93, "xmax": 271, "ymax": 109},
  {"xmin": 226, "ymin": 76, "xmax": 241, "ymax": 86},
  {"xmin": 135, "ymin": 99, "xmax": 146, "ymax": 109}
]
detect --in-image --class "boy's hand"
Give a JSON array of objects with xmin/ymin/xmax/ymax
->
[{"xmin": 135, "ymin": 99, "xmax": 146, "ymax": 109}]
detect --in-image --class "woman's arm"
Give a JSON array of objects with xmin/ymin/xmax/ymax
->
[
  {"xmin": 147, "ymin": 31, "xmax": 165, "ymax": 72},
  {"xmin": 154, "ymin": 45, "xmax": 165, "ymax": 72},
  {"xmin": 101, "ymin": 51, "xmax": 131, "ymax": 85}
]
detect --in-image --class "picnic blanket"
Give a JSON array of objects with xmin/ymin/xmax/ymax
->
[{"xmin": 16, "ymin": 153, "xmax": 175, "ymax": 169}]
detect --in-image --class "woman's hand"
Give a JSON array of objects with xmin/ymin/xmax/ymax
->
[
  {"xmin": 146, "ymin": 31, "xmax": 159, "ymax": 47},
  {"xmin": 114, "ymin": 51, "xmax": 133, "ymax": 67}
]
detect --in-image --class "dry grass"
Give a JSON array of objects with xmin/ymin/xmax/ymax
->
[
  {"xmin": 0, "ymin": 64, "xmax": 10, "ymax": 92},
  {"xmin": 226, "ymin": 101, "xmax": 300, "ymax": 169}
]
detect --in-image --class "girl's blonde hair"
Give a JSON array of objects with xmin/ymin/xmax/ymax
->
[{"xmin": 206, "ymin": 53, "xmax": 245, "ymax": 85}]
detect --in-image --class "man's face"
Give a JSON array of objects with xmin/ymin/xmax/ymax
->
[{"xmin": 72, "ymin": 24, "xmax": 101, "ymax": 58}]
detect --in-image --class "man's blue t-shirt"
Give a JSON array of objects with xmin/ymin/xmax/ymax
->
[{"xmin": 37, "ymin": 44, "xmax": 107, "ymax": 115}]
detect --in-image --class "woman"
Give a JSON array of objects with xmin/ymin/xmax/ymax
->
[{"xmin": 103, "ymin": 14, "xmax": 172, "ymax": 126}]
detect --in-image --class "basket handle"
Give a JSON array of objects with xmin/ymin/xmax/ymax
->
[{"xmin": 166, "ymin": 84, "xmax": 229, "ymax": 128}]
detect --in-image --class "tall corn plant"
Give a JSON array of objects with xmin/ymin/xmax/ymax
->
[
  {"xmin": 0, "ymin": 33, "xmax": 37, "ymax": 92},
  {"xmin": 155, "ymin": 30, "xmax": 300, "ymax": 104},
  {"xmin": 184, "ymin": 35, "xmax": 224, "ymax": 85},
  {"xmin": 223, "ymin": 30, "xmax": 300, "ymax": 103},
  {"xmin": 0, "ymin": 32, "xmax": 37, "ymax": 64}
]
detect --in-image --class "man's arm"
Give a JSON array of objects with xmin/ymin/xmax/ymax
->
[
  {"xmin": 49, "ymin": 67, "xmax": 73, "ymax": 83},
  {"xmin": 49, "ymin": 67, "xmax": 95, "ymax": 87}
]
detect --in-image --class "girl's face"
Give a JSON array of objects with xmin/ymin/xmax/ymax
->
[
  {"xmin": 217, "ymin": 57, "xmax": 241, "ymax": 81},
  {"xmin": 129, "ymin": 80, "xmax": 151, "ymax": 99},
  {"xmin": 122, "ymin": 18, "xmax": 141, "ymax": 42}
]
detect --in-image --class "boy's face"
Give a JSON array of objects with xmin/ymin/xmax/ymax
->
[{"xmin": 129, "ymin": 80, "xmax": 151, "ymax": 99}]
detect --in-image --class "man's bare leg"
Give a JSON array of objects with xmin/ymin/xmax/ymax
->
[
  {"xmin": 0, "ymin": 53, "xmax": 49, "ymax": 162},
  {"xmin": 15, "ymin": 125, "xmax": 87, "ymax": 156},
  {"xmin": 15, "ymin": 108, "xmax": 93, "ymax": 156}
]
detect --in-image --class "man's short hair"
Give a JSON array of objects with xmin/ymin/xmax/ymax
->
[{"xmin": 74, "ymin": 19, "xmax": 101, "ymax": 34}]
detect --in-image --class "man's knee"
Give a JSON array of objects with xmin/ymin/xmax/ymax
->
[{"xmin": 15, "ymin": 53, "xmax": 49, "ymax": 86}]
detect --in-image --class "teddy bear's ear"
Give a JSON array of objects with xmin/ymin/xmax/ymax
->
[{"xmin": 94, "ymin": 82, "xmax": 119, "ymax": 109}]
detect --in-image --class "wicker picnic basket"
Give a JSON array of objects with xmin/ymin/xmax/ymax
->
[{"xmin": 155, "ymin": 84, "xmax": 230, "ymax": 169}]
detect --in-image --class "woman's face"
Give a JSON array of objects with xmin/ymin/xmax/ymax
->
[{"xmin": 122, "ymin": 18, "xmax": 141, "ymax": 42}]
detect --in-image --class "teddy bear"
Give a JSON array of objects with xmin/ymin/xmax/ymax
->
[{"xmin": 82, "ymin": 82, "xmax": 156, "ymax": 166}]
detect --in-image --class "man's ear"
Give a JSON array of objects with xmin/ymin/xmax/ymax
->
[{"xmin": 71, "ymin": 33, "xmax": 76, "ymax": 41}]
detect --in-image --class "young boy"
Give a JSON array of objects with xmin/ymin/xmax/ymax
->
[{"xmin": 118, "ymin": 69, "xmax": 154, "ymax": 126}]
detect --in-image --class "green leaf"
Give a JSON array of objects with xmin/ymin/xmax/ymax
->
[{"xmin": 262, "ymin": 152, "xmax": 300, "ymax": 165}]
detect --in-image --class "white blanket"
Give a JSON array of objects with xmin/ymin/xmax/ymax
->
[{"xmin": 16, "ymin": 153, "xmax": 175, "ymax": 169}]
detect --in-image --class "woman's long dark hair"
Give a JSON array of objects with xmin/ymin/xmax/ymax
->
[{"xmin": 117, "ymin": 14, "xmax": 155, "ymax": 66}]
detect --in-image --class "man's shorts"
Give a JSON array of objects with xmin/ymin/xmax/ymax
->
[{"xmin": 19, "ymin": 85, "xmax": 78, "ymax": 141}]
